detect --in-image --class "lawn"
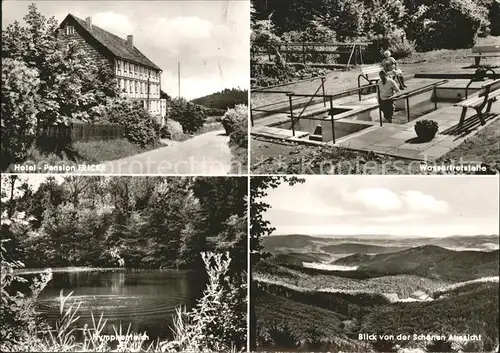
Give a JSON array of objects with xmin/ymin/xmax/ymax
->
[
  {"xmin": 251, "ymin": 37, "xmax": 500, "ymax": 174},
  {"xmin": 4, "ymin": 139, "xmax": 162, "ymax": 172}
]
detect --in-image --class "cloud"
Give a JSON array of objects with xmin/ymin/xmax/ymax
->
[
  {"xmin": 266, "ymin": 183, "xmax": 357, "ymax": 217},
  {"xmin": 136, "ymin": 15, "xmax": 248, "ymax": 61},
  {"xmin": 401, "ymin": 190, "xmax": 449, "ymax": 213},
  {"xmin": 140, "ymin": 16, "xmax": 214, "ymax": 56},
  {"xmin": 92, "ymin": 12, "xmax": 136, "ymax": 38},
  {"xmin": 163, "ymin": 16, "xmax": 214, "ymax": 39},
  {"xmin": 87, "ymin": 12, "xmax": 248, "ymax": 97},
  {"xmin": 136, "ymin": 16, "xmax": 215, "ymax": 57},
  {"xmin": 362, "ymin": 214, "xmax": 425, "ymax": 223},
  {"xmin": 343, "ymin": 188, "xmax": 403, "ymax": 211},
  {"xmin": 339, "ymin": 187, "xmax": 449, "ymax": 215}
]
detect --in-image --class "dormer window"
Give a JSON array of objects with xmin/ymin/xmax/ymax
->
[{"xmin": 66, "ymin": 25, "xmax": 75, "ymax": 35}]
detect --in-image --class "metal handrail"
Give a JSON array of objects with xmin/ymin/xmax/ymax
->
[
  {"xmin": 287, "ymin": 83, "xmax": 378, "ymax": 100},
  {"xmin": 390, "ymin": 80, "xmax": 448, "ymax": 122},
  {"xmin": 251, "ymin": 77, "xmax": 329, "ymax": 124},
  {"xmin": 392, "ymin": 80, "xmax": 448, "ymax": 100},
  {"xmin": 287, "ymin": 78, "xmax": 326, "ymax": 136},
  {"xmin": 294, "ymin": 79, "xmax": 326, "ymax": 118},
  {"xmin": 283, "ymin": 82, "xmax": 382, "ymax": 138},
  {"xmin": 329, "ymin": 85, "xmax": 381, "ymax": 144}
]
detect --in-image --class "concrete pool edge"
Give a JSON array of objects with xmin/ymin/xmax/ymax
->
[{"xmin": 252, "ymin": 75, "xmax": 500, "ymax": 162}]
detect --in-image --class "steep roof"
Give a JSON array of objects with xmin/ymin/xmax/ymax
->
[{"xmin": 62, "ymin": 14, "xmax": 161, "ymax": 71}]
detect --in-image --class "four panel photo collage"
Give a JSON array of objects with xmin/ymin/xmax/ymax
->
[{"xmin": 1, "ymin": 0, "xmax": 499, "ymax": 352}]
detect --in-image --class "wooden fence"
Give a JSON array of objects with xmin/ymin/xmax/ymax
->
[
  {"xmin": 37, "ymin": 122, "xmax": 125, "ymax": 142},
  {"xmin": 252, "ymin": 41, "xmax": 370, "ymax": 70}
]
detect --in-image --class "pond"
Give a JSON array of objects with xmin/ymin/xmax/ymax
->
[{"xmin": 26, "ymin": 269, "xmax": 205, "ymax": 341}]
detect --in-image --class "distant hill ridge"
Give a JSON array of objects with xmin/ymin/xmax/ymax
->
[
  {"xmin": 191, "ymin": 88, "xmax": 248, "ymax": 111},
  {"xmin": 321, "ymin": 243, "xmax": 407, "ymax": 254},
  {"xmin": 262, "ymin": 234, "xmax": 320, "ymax": 251},
  {"xmin": 263, "ymin": 234, "xmax": 499, "ymax": 252},
  {"xmin": 267, "ymin": 233, "xmax": 499, "ymax": 241},
  {"xmin": 336, "ymin": 245, "xmax": 499, "ymax": 282}
]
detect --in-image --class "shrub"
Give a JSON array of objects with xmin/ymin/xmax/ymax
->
[
  {"xmin": 168, "ymin": 98, "xmax": 207, "ymax": 134},
  {"xmin": 163, "ymin": 252, "xmax": 247, "ymax": 352},
  {"xmin": 104, "ymin": 99, "xmax": 158, "ymax": 147},
  {"xmin": 364, "ymin": 29, "xmax": 415, "ymax": 62},
  {"xmin": 281, "ymin": 22, "xmax": 337, "ymax": 64},
  {"xmin": 228, "ymin": 107, "xmax": 248, "ymax": 150},
  {"xmin": 364, "ymin": 0, "xmax": 406, "ymax": 38},
  {"xmin": 1, "ymin": 59, "xmax": 40, "ymax": 171},
  {"xmin": 221, "ymin": 105, "xmax": 247, "ymax": 135},
  {"xmin": 220, "ymin": 105, "xmax": 248, "ymax": 174},
  {"xmin": 0, "ymin": 236, "xmax": 52, "ymax": 352},
  {"xmin": 414, "ymin": 119, "xmax": 439, "ymax": 141},
  {"xmin": 318, "ymin": 0, "xmax": 365, "ymax": 41},
  {"xmin": 160, "ymin": 119, "xmax": 186, "ymax": 141},
  {"xmin": 251, "ymin": 58, "xmax": 328, "ymax": 88},
  {"xmin": 408, "ymin": 0, "xmax": 490, "ymax": 50},
  {"xmin": 386, "ymin": 28, "xmax": 416, "ymax": 59},
  {"xmin": 251, "ymin": 17, "xmax": 282, "ymax": 45}
]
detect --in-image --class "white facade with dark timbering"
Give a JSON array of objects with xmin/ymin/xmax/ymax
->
[{"xmin": 60, "ymin": 14, "xmax": 167, "ymax": 118}]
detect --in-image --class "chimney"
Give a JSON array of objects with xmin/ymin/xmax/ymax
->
[
  {"xmin": 86, "ymin": 16, "xmax": 92, "ymax": 29},
  {"xmin": 127, "ymin": 35, "xmax": 133, "ymax": 48}
]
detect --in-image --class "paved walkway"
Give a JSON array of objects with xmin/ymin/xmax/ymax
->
[
  {"xmin": 99, "ymin": 130, "xmax": 232, "ymax": 174},
  {"xmin": 336, "ymin": 103, "xmax": 500, "ymax": 160},
  {"xmin": 253, "ymin": 76, "xmax": 499, "ymax": 161}
]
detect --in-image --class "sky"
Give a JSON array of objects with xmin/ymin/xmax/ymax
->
[
  {"xmin": 1, "ymin": 175, "xmax": 65, "ymax": 202},
  {"xmin": 2, "ymin": 0, "xmax": 249, "ymax": 100},
  {"xmin": 262, "ymin": 176, "xmax": 499, "ymax": 237}
]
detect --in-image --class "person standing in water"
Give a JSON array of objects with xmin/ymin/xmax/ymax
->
[
  {"xmin": 377, "ymin": 70, "xmax": 401, "ymax": 123},
  {"xmin": 381, "ymin": 50, "xmax": 407, "ymax": 89}
]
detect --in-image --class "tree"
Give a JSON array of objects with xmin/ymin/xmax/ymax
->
[
  {"xmin": 215, "ymin": 214, "xmax": 248, "ymax": 278},
  {"xmin": 6, "ymin": 176, "xmax": 248, "ymax": 272},
  {"xmin": 191, "ymin": 88, "xmax": 248, "ymax": 110},
  {"xmin": 191, "ymin": 177, "xmax": 247, "ymax": 276},
  {"xmin": 252, "ymin": 0, "xmax": 324, "ymax": 34},
  {"xmin": 104, "ymin": 99, "xmax": 159, "ymax": 147},
  {"xmin": 177, "ymin": 222, "xmax": 205, "ymax": 268},
  {"xmin": 192, "ymin": 177, "xmax": 247, "ymax": 237},
  {"xmin": 405, "ymin": 0, "xmax": 490, "ymax": 50},
  {"xmin": 364, "ymin": 0, "xmax": 406, "ymax": 37},
  {"xmin": 318, "ymin": 0, "xmax": 366, "ymax": 41},
  {"xmin": 1, "ymin": 59, "xmax": 40, "ymax": 169},
  {"xmin": 168, "ymin": 98, "xmax": 207, "ymax": 133},
  {"xmin": 249, "ymin": 176, "xmax": 304, "ymax": 350},
  {"xmin": 25, "ymin": 176, "xmax": 65, "ymax": 229},
  {"xmin": 0, "ymin": 176, "xmax": 33, "ymax": 263},
  {"xmin": 1, "ymin": 4, "xmax": 119, "ymax": 135},
  {"xmin": 142, "ymin": 178, "xmax": 204, "ymax": 268}
]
